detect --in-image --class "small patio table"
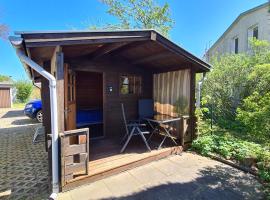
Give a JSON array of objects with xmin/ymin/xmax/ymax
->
[{"xmin": 144, "ymin": 114, "xmax": 180, "ymax": 149}]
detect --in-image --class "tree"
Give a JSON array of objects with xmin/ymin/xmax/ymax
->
[
  {"xmin": 92, "ymin": 0, "xmax": 174, "ymax": 37},
  {"xmin": 15, "ymin": 80, "xmax": 33, "ymax": 103},
  {"xmin": 202, "ymin": 39, "xmax": 270, "ymax": 129},
  {"xmin": 202, "ymin": 53, "xmax": 251, "ymax": 124},
  {"xmin": 0, "ymin": 74, "xmax": 12, "ymax": 82}
]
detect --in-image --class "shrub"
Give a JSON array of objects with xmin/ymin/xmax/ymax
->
[
  {"xmin": 192, "ymin": 129, "xmax": 267, "ymax": 163},
  {"xmin": 236, "ymin": 64, "xmax": 270, "ymax": 140},
  {"xmin": 203, "ymin": 39, "xmax": 270, "ymax": 131},
  {"xmin": 15, "ymin": 80, "xmax": 33, "ymax": 103},
  {"xmin": 192, "ymin": 135, "xmax": 216, "ymax": 156}
]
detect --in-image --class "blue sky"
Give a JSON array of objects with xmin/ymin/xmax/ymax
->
[{"xmin": 0, "ymin": 0, "xmax": 267, "ymax": 80}]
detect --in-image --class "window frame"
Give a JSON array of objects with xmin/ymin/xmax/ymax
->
[{"xmin": 119, "ymin": 74, "xmax": 142, "ymax": 96}]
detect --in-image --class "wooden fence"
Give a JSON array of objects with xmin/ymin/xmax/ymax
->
[{"xmin": 60, "ymin": 128, "xmax": 89, "ymax": 188}]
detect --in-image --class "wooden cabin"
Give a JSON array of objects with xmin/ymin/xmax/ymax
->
[{"xmin": 11, "ymin": 30, "xmax": 210, "ymax": 192}]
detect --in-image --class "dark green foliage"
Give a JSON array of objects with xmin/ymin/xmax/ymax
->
[
  {"xmin": 192, "ymin": 126, "xmax": 263, "ymax": 161},
  {"xmin": 15, "ymin": 80, "xmax": 33, "ymax": 103}
]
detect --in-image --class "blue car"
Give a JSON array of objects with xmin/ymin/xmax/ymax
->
[{"xmin": 24, "ymin": 99, "xmax": 43, "ymax": 122}]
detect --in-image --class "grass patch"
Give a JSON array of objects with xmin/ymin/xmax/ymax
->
[{"xmin": 12, "ymin": 102, "xmax": 26, "ymax": 109}]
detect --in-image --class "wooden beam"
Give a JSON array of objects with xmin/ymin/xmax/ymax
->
[
  {"xmin": 131, "ymin": 52, "xmax": 172, "ymax": 65},
  {"xmin": 69, "ymin": 56, "xmax": 155, "ymax": 74},
  {"xmin": 25, "ymin": 36, "xmax": 149, "ymax": 48},
  {"xmin": 22, "ymin": 30, "xmax": 151, "ymax": 40},
  {"xmin": 56, "ymin": 52, "xmax": 65, "ymax": 134},
  {"xmin": 155, "ymin": 34, "xmax": 211, "ymax": 72},
  {"xmin": 51, "ymin": 46, "xmax": 65, "ymax": 135},
  {"xmin": 25, "ymin": 48, "xmax": 36, "ymax": 80},
  {"xmin": 153, "ymin": 65, "xmax": 190, "ymax": 73},
  {"xmin": 103, "ymin": 41, "xmax": 146, "ymax": 56},
  {"xmin": 88, "ymin": 42, "xmax": 129, "ymax": 60},
  {"xmin": 41, "ymin": 62, "xmax": 52, "ymax": 152},
  {"xmin": 189, "ymin": 68, "xmax": 196, "ymax": 141}
]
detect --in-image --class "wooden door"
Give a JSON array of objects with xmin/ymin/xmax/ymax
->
[{"xmin": 64, "ymin": 64, "xmax": 76, "ymax": 131}]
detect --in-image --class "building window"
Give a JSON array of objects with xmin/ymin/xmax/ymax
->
[
  {"xmin": 248, "ymin": 25, "xmax": 259, "ymax": 48},
  {"xmin": 120, "ymin": 75, "xmax": 142, "ymax": 95},
  {"xmin": 253, "ymin": 26, "xmax": 258, "ymax": 39},
  {"xmin": 234, "ymin": 38, "xmax": 239, "ymax": 54}
]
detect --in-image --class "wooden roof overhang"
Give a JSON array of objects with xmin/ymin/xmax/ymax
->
[{"xmin": 16, "ymin": 30, "xmax": 211, "ymax": 81}]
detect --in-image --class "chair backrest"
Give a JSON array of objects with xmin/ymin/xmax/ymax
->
[
  {"xmin": 121, "ymin": 103, "xmax": 129, "ymax": 135},
  {"xmin": 138, "ymin": 99, "xmax": 154, "ymax": 119}
]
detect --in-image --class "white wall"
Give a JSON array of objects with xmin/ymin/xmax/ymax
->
[{"xmin": 207, "ymin": 5, "xmax": 270, "ymax": 61}]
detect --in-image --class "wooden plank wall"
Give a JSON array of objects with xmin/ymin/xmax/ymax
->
[
  {"xmin": 76, "ymin": 71, "xmax": 103, "ymax": 109},
  {"xmin": 0, "ymin": 88, "xmax": 11, "ymax": 108},
  {"xmin": 70, "ymin": 59, "xmax": 153, "ymax": 139}
]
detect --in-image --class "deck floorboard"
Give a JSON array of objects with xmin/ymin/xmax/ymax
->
[{"xmin": 62, "ymin": 137, "xmax": 182, "ymax": 191}]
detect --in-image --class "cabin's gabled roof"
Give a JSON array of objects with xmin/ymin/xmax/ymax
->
[{"xmin": 12, "ymin": 29, "xmax": 211, "ymax": 78}]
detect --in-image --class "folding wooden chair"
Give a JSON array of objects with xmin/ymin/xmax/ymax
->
[{"xmin": 120, "ymin": 103, "xmax": 151, "ymax": 153}]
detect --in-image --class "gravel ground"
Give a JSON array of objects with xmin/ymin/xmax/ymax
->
[{"xmin": 0, "ymin": 108, "xmax": 49, "ymax": 200}]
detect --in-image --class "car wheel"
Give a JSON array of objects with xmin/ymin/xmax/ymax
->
[{"xmin": 36, "ymin": 110, "xmax": 43, "ymax": 123}]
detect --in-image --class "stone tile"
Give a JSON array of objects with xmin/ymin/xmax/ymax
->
[
  {"xmin": 57, "ymin": 191, "xmax": 74, "ymax": 200},
  {"xmin": 152, "ymin": 158, "xmax": 183, "ymax": 176},
  {"xmin": 129, "ymin": 163, "xmax": 167, "ymax": 186},
  {"xmin": 0, "ymin": 108, "xmax": 49, "ymax": 199},
  {"xmin": 69, "ymin": 180, "xmax": 112, "ymax": 200},
  {"xmin": 103, "ymin": 172, "xmax": 142, "ymax": 198}
]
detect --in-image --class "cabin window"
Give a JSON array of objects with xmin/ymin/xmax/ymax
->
[
  {"xmin": 234, "ymin": 38, "xmax": 239, "ymax": 54},
  {"xmin": 253, "ymin": 26, "xmax": 258, "ymax": 39},
  {"xmin": 120, "ymin": 75, "xmax": 142, "ymax": 95}
]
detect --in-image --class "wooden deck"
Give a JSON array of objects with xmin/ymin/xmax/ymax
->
[{"xmin": 62, "ymin": 138, "xmax": 183, "ymax": 191}]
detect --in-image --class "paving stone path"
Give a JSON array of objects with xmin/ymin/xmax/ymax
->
[
  {"xmin": 58, "ymin": 153, "xmax": 264, "ymax": 200},
  {"xmin": 0, "ymin": 108, "xmax": 49, "ymax": 200}
]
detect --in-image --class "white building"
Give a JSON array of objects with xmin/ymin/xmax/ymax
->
[{"xmin": 206, "ymin": 2, "xmax": 270, "ymax": 61}]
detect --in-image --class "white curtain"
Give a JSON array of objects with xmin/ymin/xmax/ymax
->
[{"xmin": 153, "ymin": 69, "xmax": 190, "ymax": 117}]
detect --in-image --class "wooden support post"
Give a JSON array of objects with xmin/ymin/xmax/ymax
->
[
  {"xmin": 41, "ymin": 61, "xmax": 52, "ymax": 151},
  {"xmin": 189, "ymin": 69, "xmax": 196, "ymax": 141},
  {"xmin": 56, "ymin": 52, "xmax": 65, "ymax": 134},
  {"xmin": 50, "ymin": 46, "xmax": 65, "ymax": 191},
  {"xmin": 179, "ymin": 117, "xmax": 185, "ymax": 146}
]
